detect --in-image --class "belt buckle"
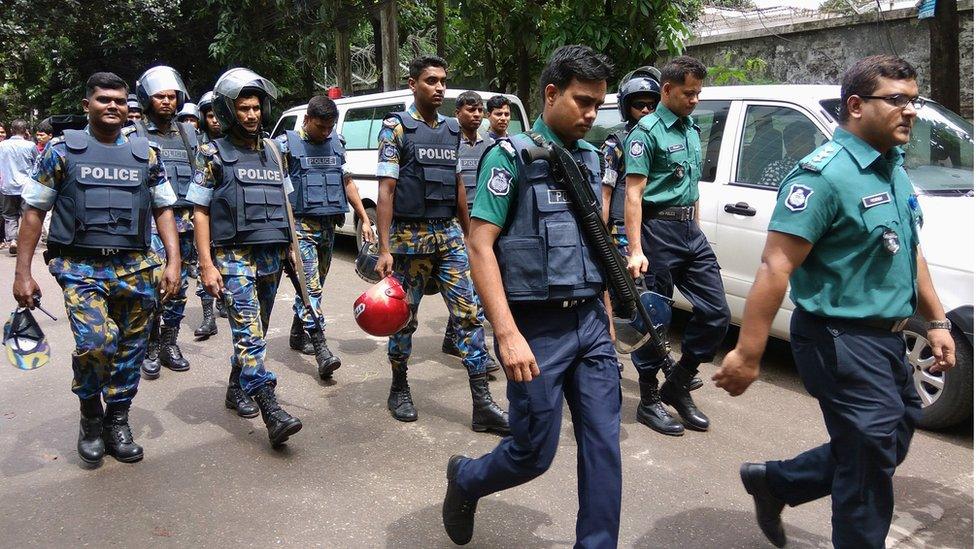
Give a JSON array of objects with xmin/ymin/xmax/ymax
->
[
  {"xmin": 891, "ymin": 318, "xmax": 908, "ymax": 332},
  {"xmin": 100, "ymin": 248, "xmax": 119, "ymax": 256}
]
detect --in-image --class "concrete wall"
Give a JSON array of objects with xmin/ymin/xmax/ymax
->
[{"xmin": 682, "ymin": 2, "xmax": 974, "ymax": 118}]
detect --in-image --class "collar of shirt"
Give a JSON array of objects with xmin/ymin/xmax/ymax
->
[
  {"xmin": 83, "ymin": 125, "xmax": 126, "ymax": 145},
  {"xmin": 143, "ymin": 116, "xmax": 179, "ymax": 134},
  {"xmin": 7, "ymin": 135, "xmax": 25, "ymax": 142},
  {"xmin": 833, "ymin": 127, "xmax": 905, "ymax": 171},
  {"xmin": 531, "ymin": 116, "xmax": 589, "ymax": 151},
  {"xmin": 407, "ymin": 103, "xmax": 446, "ymax": 128},
  {"xmin": 460, "ymin": 131, "xmax": 483, "ymax": 146},
  {"xmin": 487, "ymin": 131, "xmax": 506, "ymax": 140},
  {"xmin": 655, "ymin": 104, "xmax": 691, "ymax": 130}
]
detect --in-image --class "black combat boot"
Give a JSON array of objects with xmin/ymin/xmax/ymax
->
[
  {"xmin": 388, "ymin": 364, "xmax": 417, "ymax": 422},
  {"xmin": 141, "ymin": 318, "xmax": 161, "ymax": 379},
  {"xmin": 442, "ymin": 454, "xmax": 479, "ymax": 545},
  {"xmin": 102, "ymin": 402, "xmax": 143, "ymax": 462},
  {"xmin": 159, "ymin": 324, "xmax": 190, "ymax": 371},
  {"xmin": 194, "ymin": 296, "xmax": 218, "ymax": 339},
  {"xmin": 483, "ymin": 353, "xmax": 500, "ymax": 375},
  {"xmin": 469, "ymin": 374, "xmax": 509, "ymax": 435},
  {"xmin": 309, "ymin": 329, "xmax": 341, "ymax": 380},
  {"xmin": 215, "ymin": 297, "xmax": 228, "ymax": 318},
  {"xmin": 636, "ymin": 374, "xmax": 684, "ymax": 436},
  {"xmin": 77, "ymin": 397, "xmax": 105, "ymax": 464},
  {"xmin": 289, "ymin": 315, "xmax": 314, "ymax": 355},
  {"xmin": 660, "ymin": 359, "xmax": 710, "ymax": 431},
  {"xmin": 441, "ymin": 327, "xmax": 462, "ymax": 358},
  {"xmin": 252, "ymin": 385, "xmax": 303, "ymax": 447},
  {"xmin": 663, "ymin": 358, "xmax": 704, "ymax": 391},
  {"xmin": 224, "ymin": 366, "xmax": 259, "ymax": 418}
]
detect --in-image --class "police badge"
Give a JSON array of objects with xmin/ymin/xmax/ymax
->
[
  {"xmin": 380, "ymin": 143, "xmax": 397, "ymax": 161},
  {"xmin": 487, "ymin": 167, "xmax": 512, "ymax": 196},
  {"xmin": 628, "ymin": 140, "xmax": 644, "ymax": 158},
  {"xmin": 785, "ymin": 183, "xmax": 814, "ymax": 212}
]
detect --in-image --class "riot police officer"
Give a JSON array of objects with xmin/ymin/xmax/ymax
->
[
  {"xmin": 198, "ymin": 91, "xmax": 223, "ymax": 145},
  {"xmin": 187, "ymin": 68, "xmax": 303, "ymax": 448},
  {"xmin": 442, "ymin": 45, "xmax": 621, "ymax": 547},
  {"xmin": 194, "ymin": 90, "xmax": 228, "ymax": 330},
  {"xmin": 126, "ymin": 66, "xmax": 197, "ymax": 379},
  {"xmin": 624, "ymin": 56, "xmax": 730, "ymax": 433},
  {"xmin": 277, "ymin": 94, "xmax": 374, "ymax": 379},
  {"xmin": 12, "ymin": 72, "xmax": 180, "ymax": 465},
  {"xmin": 177, "ymin": 102, "xmax": 200, "ymax": 130},
  {"xmin": 714, "ymin": 55, "xmax": 956, "ymax": 549},
  {"xmin": 373, "ymin": 56, "xmax": 508, "ymax": 435},
  {"xmin": 126, "ymin": 94, "xmax": 143, "ymax": 125}
]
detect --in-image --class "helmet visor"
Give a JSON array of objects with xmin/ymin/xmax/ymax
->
[
  {"xmin": 138, "ymin": 66, "xmax": 188, "ymax": 98},
  {"xmin": 214, "ymin": 68, "xmax": 279, "ymax": 101}
]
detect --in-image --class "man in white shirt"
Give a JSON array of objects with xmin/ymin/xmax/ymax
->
[{"xmin": 0, "ymin": 119, "xmax": 40, "ymax": 254}]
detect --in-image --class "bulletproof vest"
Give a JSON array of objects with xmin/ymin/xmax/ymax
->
[
  {"xmin": 284, "ymin": 130, "xmax": 348, "ymax": 216},
  {"xmin": 48, "ymin": 130, "xmax": 152, "ymax": 251},
  {"xmin": 494, "ymin": 134, "xmax": 605, "ymax": 303},
  {"xmin": 608, "ymin": 129, "xmax": 628, "ymax": 223},
  {"xmin": 390, "ymin": 112, "xmax": 460, "ymax": 220},
  {"xmin": 138, "ymin": 121, "xmax": 197, "ymax": 208},
  {"xmin": 457, "ymin": 134, "xmax": 494, "ymax": 209},
  {"xmin": 208, "ymin": 137, "xmax": 290, "ymax": 247}
]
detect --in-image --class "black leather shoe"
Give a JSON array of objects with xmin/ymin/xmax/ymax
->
[
  {"xmin": 194, "ymin": 297, "xmax": 218, "ymax": 339},
  {"xmin": 159, "ymin": 325, "xmax": 190, "ymax": 371},
  {"xmin": 309, "ymin": 329, "xmax": 341, "ymax": 379},
  {"xmin": 388, "ymin": 364, "xmax": 418, "ymax": 422},
  {"xmin": 740, "ymin": 463, "xmax": 787, "ymax": 548},
  {"xmin": 660, "ymin": 362, "xmax": 710, "ymax": 431},
  {"xmin": 141, "ymin": 319, "xmax": 161, "ymax": 379},
  {"xmin": 469, "ymin": 374, "xmax": 509, "ymax": 435},
  {"xmin": 443, "ymin": 454, "xmax": 478, "ymax": 545},
  {"xmin": 253, "ymin": 385, "xmax": 303, "ymax": 447},
  {"xmin": 102, "ymin": 403, "xmax": 143, "ymax": 463},
  {"xmin": 224, "ymin": 367, "xmax": 259, "ymax": 418},
  {"xmin": 289, "ymin": 315, "xmax": 314, "ymax": 355},
  {"xmin": 77, "ymin": 397, "xmax": 105, "ymax": 464},
  {"xmin": 636, "ymin": 379, "xmax": 684, "ymax": 436}
]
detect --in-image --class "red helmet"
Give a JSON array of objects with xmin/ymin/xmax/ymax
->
[{"xmin": 354, "ymin": 276, "xmax": 410, "ymax": 336}]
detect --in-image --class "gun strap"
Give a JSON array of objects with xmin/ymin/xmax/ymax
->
[{"xmin": 175, "ymin": 122, "xmax": 198, "ymax": 171}]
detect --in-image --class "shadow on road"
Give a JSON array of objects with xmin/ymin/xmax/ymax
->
[
  {"xmin": 892, "ymin": 475, "xmax": 974, "ymax": 547},
  {"xmin": 634, "ymin": 507, "xmax": 831, "ymax": 548},
  {"xmin": 385, "ymin": 499, "xmax": 559, "ymax": 548}
]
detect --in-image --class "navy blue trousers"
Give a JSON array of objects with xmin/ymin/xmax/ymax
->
[
  {"xmin": 766, "ymin": 310, "xmax": 922, "ymax": 549},
  {"xmin": 455, "ymin": 298, "xmax": 622, "ymax": 549},
  {"xmin": 631, "ymin": 218, "xmax": 730, "ymax": 374}
]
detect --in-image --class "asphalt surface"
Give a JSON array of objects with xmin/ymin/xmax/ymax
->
[{"xmin": 0, "ymin": 238, "xmax": 971, "ymax": 548}]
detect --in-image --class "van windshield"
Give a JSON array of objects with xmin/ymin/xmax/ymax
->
[{"xmin": 821, "ymin": 99, "xmax": 974, "ymax": 195}]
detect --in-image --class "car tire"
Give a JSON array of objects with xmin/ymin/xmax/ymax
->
[
  {"xmin": 903, "ymin": 317, "xmax": 974, "ymax": 430},
  {"xmin": 355, "ymin": 205, "xmax": 377, "ymax": 251}
]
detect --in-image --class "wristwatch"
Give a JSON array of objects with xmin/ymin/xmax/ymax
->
[{"xmin": 928, "ymin": 319, "xmax": 952, "ymax": 331}]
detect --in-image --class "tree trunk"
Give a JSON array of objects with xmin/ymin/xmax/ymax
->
[
  {"xmin": 517, "ymin": 41, "xmax": 531, "ymax": 118},
  {"xmin": 436, "ymin": 0, "xmax": 445, "ymax": 58},
  {"xmin": 380, "ymin": 0, "xmax": 399, "ymax": 92},
  {"xmin": 371, "ymin": 14, "xmax": 384, "ymax": 91},
  {"xmin": 928, "ymin": 0, "xmax": 961, "ymax": 115},
  {"xmin": 336, "ymin": 27, "xmax": 352, "ymax": 94}
]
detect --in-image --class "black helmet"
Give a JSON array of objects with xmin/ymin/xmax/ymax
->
[
  {"xmin": 198, "ymin": 91, "xmax": 215, "ymax": 113},
  {"xmin": 135, "ymin": 66, "xmax": 188, "ymax": 112},
  {"xmin": 617, "ymin": 67, "xmax": 661, "ymax": 122},
  {"xmin": 355, "ymin": 241, "xmax": 381, "ymax": 284},
  {"xmin": 212, "ymin": 68, "xmax": 278, "ymax": 134}
]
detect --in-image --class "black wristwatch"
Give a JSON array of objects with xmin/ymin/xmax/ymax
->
[{"xmin": 928, "ymin": 319, "xmax": 952, "ymax": 331}]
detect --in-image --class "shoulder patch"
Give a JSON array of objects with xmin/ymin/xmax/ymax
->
[
  {"xmin": 798, "ymin": 143, "xmax": 839, "ymax": 173},
  {"xmin": 487, "ymin": 167, "xmax": 513, "ymax": 196},
  {"xmin": 199, "ymin": 142, "xmax": 218, "ymax": 157},
  {"xmin": 629, "ymin": 140, "xmax": 645, "ymax": 158},
  {"xmin": 382, "ymin": 116, "xmax": 400, "ymax": 129},
  {"xmin": 121, "ymin": 125, "xmax": 137, "ymax": 137},
  {"xmin": 379, "ymin": 142, "xmax": 397, "ymax": 161},
  {"xmin": 784, "ymin": 183, "xmax": 814, "ymax": 212}
]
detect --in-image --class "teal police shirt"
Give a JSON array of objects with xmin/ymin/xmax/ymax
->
[
  {"xmin": 623, "ymin": 103, "xmax": 703, "ymax": 209},
  {"xmin": 768, "ymin": 127, "xmax": 923, "ymax": 320}
]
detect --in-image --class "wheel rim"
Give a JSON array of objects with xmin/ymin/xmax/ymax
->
[{"xmin": 904, "ymin": 329, "xmax": 944, "ymax": 407}]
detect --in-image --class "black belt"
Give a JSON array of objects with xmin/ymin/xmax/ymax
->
[
  {"xmin": 647, "ymin": 205, "xmax": 695, "ymax": 221},
  {"xmin": 800, "ymin": 310, "xmax": 909, "ymax": 333},
  {"xmin": 44, "ymin": 246, "xmax": 138, "ymax": 262},
  {"xmin": 511, "ymin": 298, "xmax": 591, "ymax": 310}
]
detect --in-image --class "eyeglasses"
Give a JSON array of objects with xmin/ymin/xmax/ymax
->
[
  {"xmin": 859, "ymin": 94, "xmax": 926, "ymax": 110},
  {"xmin": 630, "ymin": 101, "xmax": 657, "ymax": 111}
]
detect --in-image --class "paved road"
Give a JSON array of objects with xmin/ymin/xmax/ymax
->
[{"xmin": 0, "ymin": 238, "xmax": 971, "ymax": 548}]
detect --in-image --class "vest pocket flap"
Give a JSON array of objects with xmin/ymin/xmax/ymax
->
[
  {"xmin": 545, "ymin": 223, "xmax": 580, "ymax": 247},
  {"xmin": 544, "ymin": 221, "xmax": 585, "ymax": 287},
  {"xmin": 175, "ymin": 164, "xmax": 193, "ymax": 177},
  {"xmin": 533, "ymin": 185, "xmax": 571, "ymax": 213},
  {"xmin": 265, "ymin": 189, "xmax": 285, "ymax": 206},
  {"xmin": 242, "ymin": 186, "xmax": 267, "ymax": 205},
  {"xmin": 497, "ymin": 236, "xmax": 547, "ymax": 297},
  {"xmin": 85, "ymin": 188, "xmax": 134, "ymax": 223}
]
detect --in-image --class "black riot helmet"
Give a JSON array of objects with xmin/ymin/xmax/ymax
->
[
  {"xmin": 617, "ymin": 66, "xmax": 661, "ymax": 123},
  {"xmin": 135, "ymin": 66, "xmax": 189, "ymax": 112},
  {"xmin": 198, "ymin": 91, "xmax": 215, "ymax": 113},
  {"xmin": 212, "ymin": 68, "xmax": 278, "ymax": 134}
]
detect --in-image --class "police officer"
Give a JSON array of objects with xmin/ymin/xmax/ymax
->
[
  {"xmin": 624, "ymin": 56, "xmax": 730, "ymax": 433},
  {"xmin": 714, "ymin": 56, "xmax": 955, "ymax": 549},
  {"xmin": 194, "ymin": 90, "xmax": 228, "ymax": 331},
  {"xmin": 442, "ymin": 45, "xmax": 621, "ymax": 547},
  {"xmin": 188, "ymin": 68, "xmax": 303, "ymax": 447},
  {"xmin": 277, "ymin": 94, "xmax": 374, "ymax": 379},
  {"xmin": 177, "ymin": 102, "xmax": 200, "ymax": 130},
  {"xmin": 126, "ymin": 94, "xmax": 143, "ymax": 125},
  {"xmin": 12, "ymin": 72, "xmax": 180, "ymax": 465},
  {"xmin": 374, "ymin": 55, "xmax": 507, "ymax": 434},
  {"xmin": 198, "ymin": 91, "xmax": 223, "ymax": 145},
  {"xmin": 126, "ymin": 66, "xmax": 197, "ymax": 379}
]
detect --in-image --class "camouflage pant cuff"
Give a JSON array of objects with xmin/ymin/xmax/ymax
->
[{"xmin": 388, "ymin": 357, "xmax": 409, "ymax": 369}]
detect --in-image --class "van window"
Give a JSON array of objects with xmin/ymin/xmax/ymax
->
[
  {"xmin": 271, "ymin": 115, "xmax": 297, "ymax": 138},
  {"xmin": 341, "ymin": 103, "xmax": 403, "ymax": 150},
  {"xmin": 586, "ymin": 107, "xmax": 626, "ymax": 147},
  {"xmin": 735, "ymin": 105, "xmax": 826, "ymax": 189},
  {"xmin": 691, "ymin": 100, "xmax": 731, "ymax": 183}
]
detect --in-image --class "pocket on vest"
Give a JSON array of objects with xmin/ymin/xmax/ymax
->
[
  {"xmin": 544, "ymin": 221, "xmax": 585, "ymax": 287},
  {"xmin": 498, "ymin": 235, "xmax": 547, "ymax": 298}
]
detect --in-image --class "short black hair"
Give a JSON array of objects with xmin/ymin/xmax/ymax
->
[
  {"xmin": 661, "ymin": 56, "xmax": 707, "ymax": 86},
  {"xmin": 307, "ymin": 95, "xmax": 339, "ymax": 120},
  {"xmin": 839, "ymin": 55, "xmax": 917, "ymax": 122},
  {"xmin": 538, "ymin": 45, "xmax": 613, "ymax": 100},
  {"xmin": 486, "ymin": 95, "xmax": 510, "ymax": 114},
  {"xmin": 85, "ymin": 72, "xmax": 128, "ymax": 99},
  {"xmin": 455, "ymin": 91, "xmax": 483, "ymax": 110},
  {"xmin": 36, "ymin": 119, "xmax": 54, "ymax": 134},
  {"xmin": 408, "ymin": 55, "xmax": 448, "ymax": 80}
]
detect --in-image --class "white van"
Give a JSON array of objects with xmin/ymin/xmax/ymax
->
[
  {"xmin": 587, "ymin": 85, "xmax": 974, "ymax": 430},
  {"xmin": 271, "ymin": 89, "xmax": 530, "ymax": 248}
]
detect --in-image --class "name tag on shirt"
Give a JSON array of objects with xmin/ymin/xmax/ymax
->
[
  {"xmin": 861, "ymin": 192, "xmax": 892, "ymax": 209},
  {"xmin": 458, "ymin": 158, "xmax": 478, "ymax": 170},
  {"xmin": 667, "ymin": 144, "xmax": 685, "ymax": 153},
  {"xmin": 548, "ymin": 189, "xmax": 570, "ymax": 204}
]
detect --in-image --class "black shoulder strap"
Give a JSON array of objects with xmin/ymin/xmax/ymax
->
[{"xmin": 175, "ymin": 122, "xmax": 198, "ymax": 169}]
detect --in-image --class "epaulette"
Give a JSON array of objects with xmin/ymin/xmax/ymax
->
[
  {"xmin": 798, "ymin": 142, "xmax": 841, "ymax": 173},
  {"xmin": 121, "ymin": 125, "xmax": 137, "ymax": 137},
  {"xmin": 636, "ymin": 112, "xmax": 662, "ymax": 132},
  {"xmin": 576, "ymin": 139, "xmax": 597, "ymax": 152},
  {"xmin": 198, "ymin": 141, "xmax": 218, "ymax": 157},
  {"xmin": 496, "ymin": 138, "xmax": 516, "ymax": 158}
]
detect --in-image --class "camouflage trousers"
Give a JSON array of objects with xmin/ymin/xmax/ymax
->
[
  {"xmin": 292, "ymin": 216, "xmax": 338, "ymax": 332},
  {"xmin": 214, "ymin": 245, "xmax": 284, "ymax": 395},
  {"xmin": 150, "ymin": 229, "xmax": 201, "ymax": 326},
  {"xmin": 389, "ymin": 225, "xmax": 488, "ymax": 375},
  {"xmin": 52, "ymin": 261, "xmax": 160, "ymax": 405},
  {"xmin": 610, "ymin": 221, "xmax": 630, "ymax": 257}
]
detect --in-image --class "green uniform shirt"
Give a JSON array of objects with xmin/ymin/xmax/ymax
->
[
  {"xmin": 623, "ymin": 103, "xmax": 702, "ymax": 208},
  {"xmin": 769, "ymin": 127, "xmax": 922, "ymax": 320},
  {"xmin": 471, "ymin": 116, "xmax": 599, "ymax": 227}
]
